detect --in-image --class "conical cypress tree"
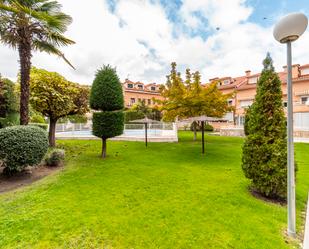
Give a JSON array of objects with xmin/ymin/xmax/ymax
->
[
  {"xmin": 242, "ymin": 53, "xmax": 288, "ymax": 199},
  {"xmin": 90, "ymin": 65, "xmax": 124, "ymax": 158}
]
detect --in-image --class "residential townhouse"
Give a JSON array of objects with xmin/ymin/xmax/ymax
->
[
  {"xmin": 122, "ymin": 79, "xmax": 164, "ymax": 108},
  {"xmin": 215, "ymin": 64, "xmax": 309, "ymax": 131}
]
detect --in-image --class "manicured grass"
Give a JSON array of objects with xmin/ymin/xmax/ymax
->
[{"xmin": 0, "ymin": 131, "xmax": 308, "ymax": 248}]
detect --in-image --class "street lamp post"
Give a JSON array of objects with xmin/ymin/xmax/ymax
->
[{"xmin": 273, "ymin": 12, "xmax": 308, "ymax": 237}]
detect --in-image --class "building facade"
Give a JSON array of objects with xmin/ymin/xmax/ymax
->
[
  {"xmin": 122, "ymin": 79, "xmax": 164, "ymax": 108},
  {"xmin": 215, "ymin": 64, "xmax": 309, "ymax": 130}
]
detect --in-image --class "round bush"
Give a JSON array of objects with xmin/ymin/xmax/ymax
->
[
  {"xmin": 92, "ymin": 111, "xmax": 124, "ymax": 139},
  {"xmin": 45, "ymin": 149, "xmax": 65, "ymax": 167},
  {"xmin": 0, "ymin": 126, "xmax": 49, "ymax": 173}
]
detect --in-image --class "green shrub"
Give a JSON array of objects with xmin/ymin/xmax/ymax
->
[
  {"xmin": 92, "ymin": 111, "xmax": 124, "ymax": 138},
  {"xmin": 0, "ymin": 126, "xmax": 49, "ymax": 174},
  {"xmin": 124, "ymin": 110, "xmax": 144, "ymax": 123},
  {"xmin": 0, "ymin": 113, "xmax": 19, "ymax": 128},
  {"xmin": 190, "ymin": 122, "xmax": 214, "ymax": 132},
  {"xmin": 204, "ymin": 124, "xmax": 214, "ymax": 132},
  {"xmin": 0, "ymin": 78, "xmax": 19, "ymax": 128},
  {"xmin": 45, "ymin": 149, "xmax": 65, "ymax": 167},
  {"xmin": 243, "ymin": 107, "xmax": 251, "ymax": 136},
  {"xmin": 90, "ymin": 65, "xmax": 124, "ymax": 111},
  {"xmin": 29, "ymin": 123, "xmax": 48, "ymax": 131},
  {"xmin": 242, "ymin": 54, "xmax": 288, "ymax": 199},
  {"xmin": 30, "ymin": 113, "xmax": 46, "ymax": 124}
]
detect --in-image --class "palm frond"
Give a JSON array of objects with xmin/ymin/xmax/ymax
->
[
  {"xmin": 0, "ymin": 2, "xmax": 19, "ymax": 14},
  {"xmin": 1, "ymin": 0, "xmax": 75, "ymax": 69},
  {"xmin": 33, "ymin": 40, "xmax": 75, "ymax": 69},
  {"xmin": 35, "ymin": 1, "xmax": 61, "ymax": 12},
  {"xmin": 46, "ymin": 31, "xmax": 75, "ymax": 46}
]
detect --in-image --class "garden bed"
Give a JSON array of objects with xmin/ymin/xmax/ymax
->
[{"xmin": 0, "ymin": 165, "xmax": 62, "ymax": 194}]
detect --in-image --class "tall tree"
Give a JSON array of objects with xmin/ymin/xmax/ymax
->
[
  {"xmin": 90, "ymin": 65, "xmax": 124, "ymax": 158},
  {"xmin": 160, "ymin": 62, "xmax": 232, "ymax": 139},
  {"xmin": 159, "ymin": 62, "xmax": 187, "ymax": 121},
  {"xmin": 242, "ymin": 54, "xmax": 288, "ymax": 199},
  {"xmin": 0, "ymin": 0, "xmax": 75, "ymax": 125},
  {"xmin": 30, "ymin": 68, "xmax": 89, "ymax": 146}
]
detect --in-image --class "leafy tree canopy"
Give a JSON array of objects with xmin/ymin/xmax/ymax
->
[
  {"xmin": 159, "ymin": 62, "xmax": 233, "ymax": 121},
  {"xmin": 29, "ymin": 67, "xmax": 89, "ymax": 146}
]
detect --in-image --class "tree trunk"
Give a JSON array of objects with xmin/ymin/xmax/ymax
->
[
  {"xmin": 102, "ymin": 138, "xmax": 107, "ymax": 158},
  {"xmin": 18, "ymin": 34, "xmax": 32, "ymax": 125},
  {"xmin": 49, "ymin": 118, "xmax": 57, "ymax": 147},
  {"xmin": 193, "ymin": 122, "xmax": 197, "ymax": 141}
]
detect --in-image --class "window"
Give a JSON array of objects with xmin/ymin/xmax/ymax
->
[
  {"xmin": 138, "ymin": 84, "xmax": 143, "ymax": 90},
  {"xmin": 127, "ymin": 83, "xmax": 133, "ymax": 88},
  {"xmin": 301, "ymin": 68, "xmax": 309, "ymax": 76},
  {"xmin": 151, "ymin": 86, "xmax": 156, "ymax": 91},
  {"xmin": 248, "ymin": 77, "xmax": 258, "ymax": 84},
  {"xmin": 240, "ymin": 100, "xmax": 253, "ymax": 107},
  {"xmin": 236, "ymin": 116, "xmax": 245, "ymax": 126},
  {"xmin": 138, "ymin": 98, "xmax": 141, "ymax": 102},
  {"xmin": 301, "ymin": 96, "xmax": 309, "ymax": 105},
  {"xmin": 223, "ymin": 79, "xmax": 230, "ymax": 85},
  {"xmin": 130, "ymin": 98, "xmax": 135, "ymax": 104},
  {"xmin": 283, "ymin": 101, "xmax": 288, "ymax": 107},
  {"xmin": 228, "ymin": 100, "xmax": 233, "ymax": 106},
  {"xmin": 148, "ymin": 99, "xmax": 151, "ymax": 105}
]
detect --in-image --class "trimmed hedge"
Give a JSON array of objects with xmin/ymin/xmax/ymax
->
[
  {"xmin": 0, "ymin": 126, "xmax": 49, "ymax": 173},
  {"xmin": 92, "ymin": 111, "xmax": 124, "ymax": 139},
  {"xmin": 90, "ymin": 65, "xmax": 124, "ymax": 111},
  {"xmin": 124, "ymin": 110, "xmax": 144, "ymax": 123},
  {"xmin": 29, "ymin": 123, "xmax": 48, "ymax": 131}
]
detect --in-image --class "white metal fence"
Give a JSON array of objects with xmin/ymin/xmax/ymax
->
[
  {"xmin": 55, "ymin": 121, "xmax": 177, "ymax": 139},
  {"xmin": 56, "ymin": 122, "xmax": 92, "ymax": 132}
]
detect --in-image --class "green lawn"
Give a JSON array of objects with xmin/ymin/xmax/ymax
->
[{"xmin": 0, "ymin": 131, "xmax": 308, "ymax": 249}]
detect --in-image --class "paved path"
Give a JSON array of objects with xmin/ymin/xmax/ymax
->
[{"xmin": 294, "ymin": 138, "xmax": 309, "ymax": 143}]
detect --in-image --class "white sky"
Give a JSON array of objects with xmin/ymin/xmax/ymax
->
[{"xmin": 0, "ymin": 0, "xmax": 308, "ymax": 85}]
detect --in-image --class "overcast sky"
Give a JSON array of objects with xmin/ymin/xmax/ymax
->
[{"xmin": 1, "ymin": 0, "xmax": 309, "ymax": 85}]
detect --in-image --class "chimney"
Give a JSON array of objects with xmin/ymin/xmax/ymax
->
[
  {"xmin": 245, "ymin": 70, "xmax": 251, "ymax": 77},
  {"xmin": 283, "ymin": 64, "xmax": 300, "ymax": 78}
]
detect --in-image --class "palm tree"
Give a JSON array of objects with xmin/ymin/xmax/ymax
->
[{"xmin": 0, "ymin": 0, "xmax": 75, "ymax": 125}]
